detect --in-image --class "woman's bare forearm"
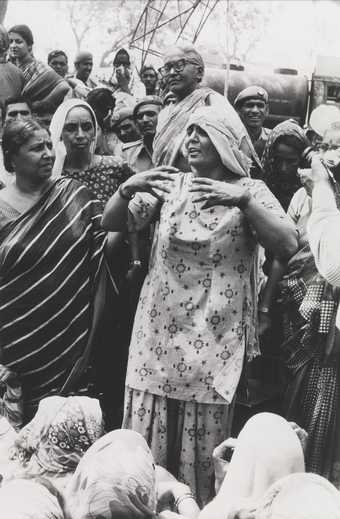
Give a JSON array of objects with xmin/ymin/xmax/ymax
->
[{"xmin": 243, "ymin": 197, "xmax": 298, "ymax": 260}]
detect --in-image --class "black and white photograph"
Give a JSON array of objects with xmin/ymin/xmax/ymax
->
[{"xmin": 1, "ymin": 0, "xmax": 340, "ymax": 517}]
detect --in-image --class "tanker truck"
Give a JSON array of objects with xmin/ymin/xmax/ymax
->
[{"xmin": 201, "ymin": 55, "xmax": 340, "ymax": 129}]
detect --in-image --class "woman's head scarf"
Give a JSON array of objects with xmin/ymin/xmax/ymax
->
[
  {"xmin": 0, "ymin": 478, "xmax": 64, "ymax": 519},
  {"xmin": 185, "ymin": 106, "xmax": 251, "ymax": 177},
  {"xmin": 64, "ymin": 429, "xmax": 157, "ymax": 519},
  {"xmin": 11, "ymin": 395, "xmax": 103, "ymax": 477},
  {"xmin": 199, "ymin": 413, "xmax": 305, "ymax": 519},
  {"xmin": 262, "ymin": 119, "xmax": 310, "ymax": 208},
  {"xmin": 49, "ymin": 98, "xmax": 97, "ymax": 177},
  {"xmin": 255, "ymin": 473, "xmax": 340, "ymax": 519}
]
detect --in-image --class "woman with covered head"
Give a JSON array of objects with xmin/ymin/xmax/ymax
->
[
  {"xmin": 64, "ymin": 428, "xmax": 199, "ymax": 519},
  {"xmin": 103, "ymin": 106, "xmax": 297, "ymax": 504},
  {"xmin": 6, "ymin": 396, "xmax": 103, "ymax": 491},
  {"xmin": 199, "ymin": 412, "xmax": 305, "ymax": 519},
  {"xmin": 8, "ymin": 24, "xmax": 70, "ymax": 112},
  {"xmin": 153, "ymin": 44, "xmax": 260, "ymax": 173},
  {"xmin": 50, "ymin": 98, "xmax": 132, "ymax": 208},
  {"xmin": 262, "ymin": 119, "xmax": 310, "ymax": 211}
]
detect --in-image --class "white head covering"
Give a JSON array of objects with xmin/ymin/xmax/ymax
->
[
  {"xmin": 199, "ymin": 413, "xmax": 305, "ymax": 519},
  {"xmin": 185, "ymin": 106, "xmax": 251, "ymax": 177},
  {"xmin": 49, "ymin": 98, "xmax": 97, "ymax": 178},
  {"xmin": 64, "ymin": 429, "xmax": 157, "ymax": 519},
  {"xmin": 0, "ymin": 478, "xmax": 64, "ymax": 519},
  {"xmin": 255, "ymin": 472, "xmax": 340, "ymax": 519}
]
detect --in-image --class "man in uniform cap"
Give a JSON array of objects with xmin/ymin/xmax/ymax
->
[
  {"xmin": 234, "ymin": 85, "xmax": 271, "ymax": 159},
  {"xmin": 122, "ymin": 95, "xmax": 163, "ymax": 172},
  {"xmin": 112, "ymin": 106, "xmax": 140, "ymax": 144}
]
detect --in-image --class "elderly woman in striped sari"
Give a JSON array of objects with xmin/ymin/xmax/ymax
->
[{"xmin": 0, "ymin": 118, "xmax": 118, "ymax": 423}]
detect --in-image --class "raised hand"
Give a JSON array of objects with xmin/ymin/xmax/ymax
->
[
  {"xmin": 122, "ymin": 166, "xmax": 178, "ymax": 201},
  {"xmin": 189, "ymin": 177, "xmax": 250, "ymax": 210}
]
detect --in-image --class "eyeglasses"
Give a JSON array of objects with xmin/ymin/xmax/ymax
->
[
  {"xmin": 315, "ymin": 143, "xmax": 340, "ymax": 153},
  {"xmin": 158, "ymin": 58, "xmax": 198, "ymax": 77}
]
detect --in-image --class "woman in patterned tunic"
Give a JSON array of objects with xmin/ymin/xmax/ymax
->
[{"xmin": 102, "ymin": 106, "xmax": 298, "ymax": 505}]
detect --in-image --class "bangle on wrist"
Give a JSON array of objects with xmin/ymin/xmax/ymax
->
[
  {"xmin": 258, "ymin": 306, "xmax": 270, "ymax": 314},
  {"xmin": 130, "ymin": 260, "xmax": 142, "ymax": 267},
  {"xmin": 118, "ymin": 183, "xmax": 135, "ymax": 201},
  {"xmin": 238, "ymin": 189, "xmax": 251, "ymax": 211},
  {"xmin": 174, "ymin": 493, "xmax": 196, "ymax": 512}
]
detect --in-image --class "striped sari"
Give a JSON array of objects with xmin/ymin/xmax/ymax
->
[{"xmin": 0, "ymin": 178, "xmax": 106, "ymax": 421}]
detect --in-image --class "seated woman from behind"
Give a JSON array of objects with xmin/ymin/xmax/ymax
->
[{"xmin": 64, "ymin": 428, "xmax": 199, "ymax": 519}]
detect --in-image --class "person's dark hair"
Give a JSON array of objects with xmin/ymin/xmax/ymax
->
[
  {"xmin": 8, "ymin": 24, "xmax": 34, "ymax": 47},
  {"xmin": 113, "ymin": 48, "xmax": 130, "ymax": 67},
  {"xmin": 2, "ymin": 96, "xmax": 32, "ymax": 123},
  {"xmin": 273, "ymin": 134, "xmax": 309, "ymax": 166},
  {"xmin": 140, "ymin": 65, "xmax": 158, "ymax": 78},
  {"xmin": 86, "ymin": 88, "xmax": 115, "ymax": 114},
  {"xmin": 48, "ymin": 49, "xmax": 68, "ymax": 64},
  {"xmin": 2, "ymin": 118, "xmax": 43, "ymax": 172}
]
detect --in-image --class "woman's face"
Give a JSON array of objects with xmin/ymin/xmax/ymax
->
[
  {"xmin": 185, "ymin": 124, "xmax": 221, "ymax": 170},
  {"xmin": 271, "ymin": 142, "xmax": 300, "ymax": 178},
  {"xmin": 62, "ymin": 107, "xmax": 95, "ymax": 155},
  {"xmin": 162, "ymin": 50, "xmax": 202, "ymax": 99},
  {"xmin": 9, "ymin": 32, "xmax": 30, "ymax": 60},
  {"xmin": 12, "ymin": 129, "xmax": 55, "ymax": 183}
]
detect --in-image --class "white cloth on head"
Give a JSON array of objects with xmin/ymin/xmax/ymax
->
[
  {"xmin": 0, "ymin": 479, "xmax": 63, "ymax": 519},
  {"xmin": 49, "ymin": 98, "xmax": 97, "ymax": 178},
  {"xmin": 64, "ymin": 429, "xmax": 157, "ymax": 519},
  {"xmin": 198, "ymin": 413, "xmax": 305, "ymax": 519},
  {"xmin": 255, "ymin": 472, "xmax": 340, "ymax": 519}
]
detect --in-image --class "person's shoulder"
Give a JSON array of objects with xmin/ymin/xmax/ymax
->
[
  {"xmin": 262, "ymin": 127, "xmax": 272, "ymax": 138},
  {"xmin": 122, "ymin": 139, "xmax": 143, "ymax": 151},
  {"xmin": 290, "ymin": 187, "xmax": 309, "ymax": 209}
]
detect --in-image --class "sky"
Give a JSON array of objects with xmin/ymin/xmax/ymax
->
[{"xmin": 5, "ymin": 0, "xmax": 340, "ymax": 78}]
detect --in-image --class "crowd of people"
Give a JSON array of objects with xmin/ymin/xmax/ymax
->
[{"xmin": 1, "ymin": 20, "xmax": 340, "ymax": 518}]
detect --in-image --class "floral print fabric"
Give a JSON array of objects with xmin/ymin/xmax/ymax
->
[
  {"xmin": 126, "ymin": 173, "xmax": 286, "ymax": 404},
  {"xmin": 10, "ymin": 396, "xmax": 103, "ymax": 476},
  {"xmin": 62, "ymin": 155, "xmax": 132, "ymax": 209},
  {"xmin": 64, "ymin": 429, "xmax": 157, "ymax": 519},
  {"xmin": 123, "ymin": 389, "xmax": 234, "ymax": 506}
]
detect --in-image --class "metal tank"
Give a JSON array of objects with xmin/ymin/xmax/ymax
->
[{"xmin": 201, "ymin": 66, "xmax": 309, "ymax": 129}]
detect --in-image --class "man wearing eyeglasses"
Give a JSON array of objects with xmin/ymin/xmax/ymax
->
[{"xmin": 153, "ymin": 44, "xmax": 260, "ymax": 173}]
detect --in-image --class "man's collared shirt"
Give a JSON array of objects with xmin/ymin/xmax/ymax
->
[
  {"xmin": 122, "ymin": 139, "xmax": 154, "ymax": 172},
  {"xmin": 253, "ymin": 126, "xmax": 271, "ymax": 160}
]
